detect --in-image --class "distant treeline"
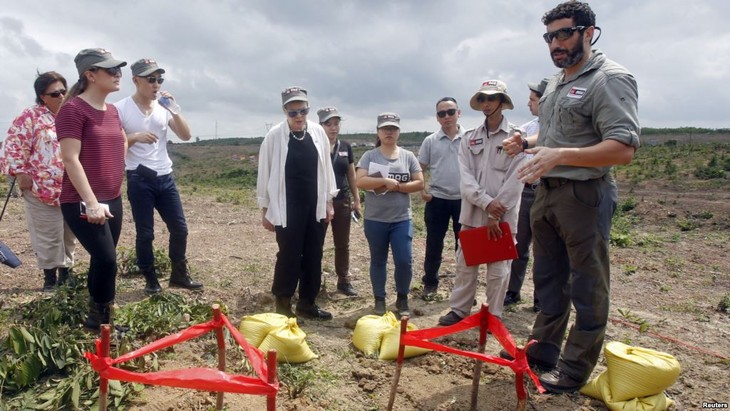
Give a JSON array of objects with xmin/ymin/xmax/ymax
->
[{"xmin": 185, "ymin": 128, "xmax": 729, "ymax": 146}]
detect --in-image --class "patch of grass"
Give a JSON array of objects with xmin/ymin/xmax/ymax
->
[
  {"xmin": 623, "ymin": 265, "xmax": 637, "ymax": 276},
  {"xmin": 717, "ymin": 294, "xmax": 730, "ymax": 313},
  {"xmin": 617, "ymin": 308, "xmax": 650, "ymax": 333},
  {"xmin": 117, "ymin": 246, "xmax": 171, "ymax": 277},
  {"xmin": 278, "ymin": 362, "xmax": 336, "ymax": 400}
]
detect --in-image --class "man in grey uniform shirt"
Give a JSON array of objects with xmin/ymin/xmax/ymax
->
[{"xmin": 503, "ymin": 1, "xmax": 640, "ymax": 394}]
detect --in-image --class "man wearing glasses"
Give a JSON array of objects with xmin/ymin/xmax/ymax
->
[
  {"xmin": 417, "ymin": 97, "xmax": 465, "ymax": 300},
  {"xmin": 438, "ymin": 80, "xmax": 525, "ymax": 326},
  {"xmin": 114, "ymin": 59, "xmax": 203, "ymax": 294},
  {"xmin": 502, "ymin": 1, "xmax": 640, "ymax": 393}
]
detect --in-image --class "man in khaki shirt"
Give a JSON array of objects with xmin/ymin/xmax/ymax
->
[{"xmin": 438, "ymin": 80, "xmax": 525, "ymax": 325}]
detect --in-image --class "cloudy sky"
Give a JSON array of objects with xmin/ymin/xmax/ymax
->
[{"xmin": 1, "ymin": 1, "xmax": 728, "ymax": 141}]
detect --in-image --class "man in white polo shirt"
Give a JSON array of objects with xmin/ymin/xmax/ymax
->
[{"xmin": 115, "ymin": 59, "xmax": 203, "ymax": 294}]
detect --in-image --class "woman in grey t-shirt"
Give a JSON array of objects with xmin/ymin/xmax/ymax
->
[{"xmin": 355, "ymin": 113, "xmax": 423, "ymax": 317}]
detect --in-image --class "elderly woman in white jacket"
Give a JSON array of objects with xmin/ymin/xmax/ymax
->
[{"xmin": 256, "ymin": 86, "xmax": 338, "ymax": 320}]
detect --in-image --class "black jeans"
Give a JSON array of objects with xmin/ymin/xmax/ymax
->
[
  {"xmin": 507, "ymin": 184, "xmax": 538, "ymax": 305},
  {"xmin": 272, "ymin": 202, "xmax": 326, "ymax": 303},
  {"xmin": 422, "ymin": 196, "xmax": 461, "ymax": 288},
  {"xmin": 61, "ymin": 196, "xmax": 123, "ymax": 304},
  {"xmin": 126, "ymin": 171, "xmax": 188, "ymax": 267}
]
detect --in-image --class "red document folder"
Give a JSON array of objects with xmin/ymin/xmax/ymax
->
[{"xmin": 459, "ymin": 222, "xmax": 518, "ymax": 266}]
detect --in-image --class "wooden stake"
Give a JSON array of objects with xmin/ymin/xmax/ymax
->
[
  {"xmin": 213, "ymin": 305, "xmax": 226, "ymax": 410},
  {"xmin": 387, "ymin": 316, "xmax": 409, "ymax": 411},
  {"xmin": 267, "ymin": 350, "xmax": 278, "ymax": 411},
  {"xmin": 99, "ymin": 324, "xmax": 111, "ymax": 411}
]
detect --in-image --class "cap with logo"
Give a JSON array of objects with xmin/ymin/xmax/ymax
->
[
  {"xmin": 528, "ymin": 78, "xmax": 550, "ymax": 96},
  {"xmin": 74, "ymin": 48, "xmax": 127, "ymax": 77},
  {"xmin": 469, "ymin": 80, "xmax": 514, "ymax": 111},
  {"xmin": 317, "ymin": 107, "xmax": 341, "ymax": 123},
  {"xmin": 131, "ymin": 59, "xmax": 165, "ymax": 77},
  {"xmin": 377, "ymin": 112, "xmax": 400, "ymax": 129},
  {"xmin": 281, "ymin": 86, "xmax": 308, "ymax": 106}
]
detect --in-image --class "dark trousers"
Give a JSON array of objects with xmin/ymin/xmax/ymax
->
[
  {"xmin": 527, "ymin": 177, "xmax": 617, "ymax": 383},
  {"xmin": 273, "ymin": 202, "xmax": 326, "ymax": 303},
  {"xmin": 422, "ymin": 197, "xmax": 461, "ymax": 287},
  {"xmin": 127, "ymin": 172, "xmax": 188, "ymax": 268},
  {"xmin": 61, "ymin": 196, "xmax": 123, "ymax": 304},
  {"xmin": 507, "ymin": 185, "xmax": 538, "ymax": 305},
  {"xmin": 324, "ymin": 197, "xmax": 352, "ymax": 284}
]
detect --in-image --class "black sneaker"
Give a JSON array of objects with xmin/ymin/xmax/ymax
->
[
  {"xmin": 337, "ymin": 283, "xmax": 358, "ymax": 296},
  {"xmin": 503, "ymin": 292, "xmax": 521, "ymax": 306},
  {"xmin": 499, "ymin": 349, "xmax": 555, "ymax": 373},
  {"xmin": 438, "ymin": 311, "xmax": 463, "ymax": 326},
  {"xmin": 421, "ymin": 284, "xmax": 438, "ymax": 300},
  {"xmin": 395, "ymin": 294, "xmax": 410, "ymax": 317},
  {"xmin": 539, "ymin": 367, "xmax": 585, "ymax": 393},
  {"xmin": 295, "ymin": 303, "xmax": 333, "ymax": 321}
]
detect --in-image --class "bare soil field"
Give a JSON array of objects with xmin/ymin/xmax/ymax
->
[{"xmin": 1, "ymin": 172, "xmax": 728, "ymax": 410}]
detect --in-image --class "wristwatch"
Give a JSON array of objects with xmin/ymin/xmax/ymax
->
[{"xmin": 522, "ymin": 138, "xmax": 529, "ymax": 151}]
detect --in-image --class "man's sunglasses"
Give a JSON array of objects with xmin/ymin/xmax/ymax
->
[
  {"xmin": 437, "ymin": 108, "xmax": 457, "ymax": 118},
  {"xmin": 92, "ymin": 66, "xmax": 123, "ymax": 76},
  {"xmin": 145, "ymin": 76, "xmax": 164, "ymax": 84},
  {"xmin": 45, "ymin": 89, "xmax": 67, "ymax": 98},
  {"xmin": 287, "ymin": 107, "xmax": 310, "ymax": 118},
  {"xmin": 543, "ymin": 26, "xmax": 586, "ymax": 43},
  {"xmin": 476, "ymin": 94, "xmax": 500, "ymax": 103}
]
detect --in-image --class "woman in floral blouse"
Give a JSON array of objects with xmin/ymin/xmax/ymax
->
[{"xmin": 2, "ymin": 71, "xmax": 76, "ymax": 290}]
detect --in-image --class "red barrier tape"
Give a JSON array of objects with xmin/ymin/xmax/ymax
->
[
  {"xmin": 85, "ymin": 311, "xmax": 279, "ymax": 395},
  {"xmin": 398, "ymin": 307, "xmax": 546, "ymax": 395}
]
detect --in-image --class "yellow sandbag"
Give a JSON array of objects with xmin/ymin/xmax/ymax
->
[
  {"xmin": 581, "ymin": 373, "xmax": 674, "ymax": 411},
  {"xmin": 580, "ymin": 341, "xmax": 680, "ymax": 411},
  {"xmin": 258, "ymin": 318, "xmax": 318, "ymax": 364},
  {"xmin": 604, "ymin": 341, "xmax": 680, "ymax": 400},
  {"xmin": 238, "ymin": 313, "xmax": 290, "ymax": 347},
  {"xmin": 352, "ymin": 312, "xmax": 398, "ymax": 356},
  {"xmin": 378, "ymin": 321, "xmax": 431, "ymax": 361}
]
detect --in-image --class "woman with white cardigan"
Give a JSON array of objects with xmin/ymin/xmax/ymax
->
[{"xmin": 256, "ymin": 86, "xmax": 338, "ymax": 320}]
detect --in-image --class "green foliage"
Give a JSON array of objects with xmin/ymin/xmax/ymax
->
[
  {"xmin": 617, "ymin": 308, "xmax": 650, "ymax": 333},
  {"xmin": 611, "ymin": 197, "xmax": 639, "ymax": 248},
  {"xmin": 278, "ymin": 362, "xmax": 335, "ymax": 400},
  {"xmin": 115, "ymin": 293, "xmax": 223, "ymax": 339},
  {"xmin": 117, "ymin": 246, "xmax": 171, "ymax": 276},
  {"xmin": 0, "ymin": 270, "xmax": 222, "ymax": 410}
]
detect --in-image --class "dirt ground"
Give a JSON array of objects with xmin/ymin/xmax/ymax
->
[{"xmin": 0, "ymin": 180, "xmax": 728, "ymax": 410}]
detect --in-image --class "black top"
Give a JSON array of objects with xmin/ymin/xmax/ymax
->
[
  {"xmin": 285, "ymin": 131, "xmax": 318, "ymax": 207},
  {"xmin": 330, "ymin": 139, "xmax": 354, "ymax": 200}
]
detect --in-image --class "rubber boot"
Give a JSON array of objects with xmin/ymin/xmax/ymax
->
[
  {"xmin": 275, "ymin": 296, "xmax": 295, "ymax": 318},
  {"xmin": 169, "ymin": 260, "xmax": 203, "ymax": 290},
  {"xmin": 140, "ymin": 266, "xmax": 162, "ymax": 294},
  {"xmin": 84, "ymin": 299, "xmax": 111, "ymax": 332},
  {"xmin": 396, "ymin": 293, "xmax": 410, "ymax": 318},
  {"xmin": 42, "ymin": 269, "xmax": 57, "ymax": 292},
  {"xmin": 374, "ymin": 297, "xmax": 386, "ymax": 316},
  {"xmin": 57, "ymin": 267, "xmax": 70, "ymax": 286}
]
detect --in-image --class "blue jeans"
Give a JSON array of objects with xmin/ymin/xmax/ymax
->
[
  {"xmin": 363, "ymin": 219, "xmax": 413, "ymax": 299},
  {"xmin": 126, "ymin": 172, "xmax": 188, "ymax": 268}
]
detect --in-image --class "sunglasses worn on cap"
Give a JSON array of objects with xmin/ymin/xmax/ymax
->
[
  {"xmin": 92, "ymin": 66, "xmax": 122, "ymax": 76},
  {"xmin": 477, "ymin": 95, "xmax": 500, "ymax": 103},
  {"xmin": 437, "ymin": 108, "xmax": 457, "ymax": 118},
  {"xmin": 45, "ymin": 89, "xmax": 67, "ymax": 98},
  {"xmin": 287, "ymin": 107, "xmax": 310, "ymax": 118},
  {"xmin": 543, "ymin": 26, "xmax": 586, "ymax": 43},
  {"xmin": 145, "ymin": 76, "xmax": 164, "ymax": 84}
]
